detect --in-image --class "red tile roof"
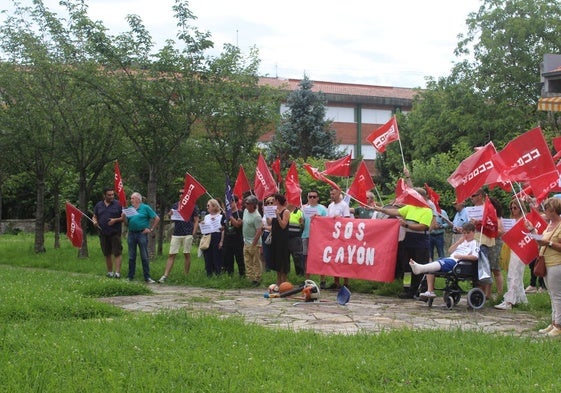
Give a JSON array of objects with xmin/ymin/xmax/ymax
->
[{"xmin": 259, "ymin": 77, "xmax": 417, "ymax": 100}]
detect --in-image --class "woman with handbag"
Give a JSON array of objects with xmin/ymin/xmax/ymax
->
[
  {"xmin": 532, "ymin": 197, "xmax": 561, "ymax": 336},
  {"xmin": 201, "ymin": 199, "xmax": 224, "ymax": 276}
]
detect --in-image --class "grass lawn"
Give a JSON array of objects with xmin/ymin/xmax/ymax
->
[{"xmin": 0, "ymin": 233, "xmax": 559, "ymax": 392}]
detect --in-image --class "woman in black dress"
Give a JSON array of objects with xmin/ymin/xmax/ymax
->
[{"xmin": 269, "ymin": 193, "xmax": 290, "ymax": 285}]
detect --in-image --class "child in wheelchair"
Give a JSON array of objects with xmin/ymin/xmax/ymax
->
[{"xmin": 409, "ymin": 222, "xmax": 479, "ymax": 299}]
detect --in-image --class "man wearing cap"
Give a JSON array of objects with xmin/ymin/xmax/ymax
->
[
  {"xmin": 242, "ymin": 195, "xmax": 264, "ymax": 286},
  {"xmin": 158, "ymin": 189, "xmax": 199, "ymax": 283}
]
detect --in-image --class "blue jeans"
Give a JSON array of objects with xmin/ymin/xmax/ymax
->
[
  {"xmin": 127, "ymin": 231, "xmax": 150, "ymax": 281},
  {"xmin": 430, "ymin": 233, "xmax": 445, "ymax": 260}
]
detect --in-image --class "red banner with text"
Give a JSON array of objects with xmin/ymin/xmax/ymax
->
[{"xmin": 307, "ymin": 217, "xmax": 400, "ymax": 282}]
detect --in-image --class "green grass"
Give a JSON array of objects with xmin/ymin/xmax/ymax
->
[{"xmin": 0, "ymin": 233, "xmax": 559, "ymax": 392}]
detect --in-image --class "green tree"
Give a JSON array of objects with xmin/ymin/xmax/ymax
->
[
  {"xmin": 198, "ymin": 43, "xmax": 282, "ymax": 179},
  {"xmin": 269, "ymin": 75, "xmax": 341, "ymax": 162}
]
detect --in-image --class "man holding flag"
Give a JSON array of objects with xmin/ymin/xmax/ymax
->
[{"xmin": 92, "ymin": 187, "xmax": 125, "ymax": 278}]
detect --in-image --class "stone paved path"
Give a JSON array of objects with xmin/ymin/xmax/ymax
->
[{"xmin": 99, "ymin": 285, "xmax": 543, "ymax": 337}]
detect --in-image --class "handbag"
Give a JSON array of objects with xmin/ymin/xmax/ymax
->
[
  {"xmin": 264, "ymin": 232, "xmax": 272, "ymax": 245},
  {"xmin": 534, "ymin": 255, "xmax": 546, "ymax": 278},
  {"xmin": 533, "ymin": 222, "xmax": 561, "ymax": 278},
  {"xmin": 199, "ymin": 234, "xmax": 211, "ymax": 250}
]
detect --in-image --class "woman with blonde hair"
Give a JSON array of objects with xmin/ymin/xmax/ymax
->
[
  {"xmin": 202, "ymin": 198, "xmax": 224, "ymax": 276},
  {"xmin": 532, "ymin": 197, "xmax": 561, "ymax": 336}
]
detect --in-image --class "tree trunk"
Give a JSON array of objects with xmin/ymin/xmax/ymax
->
[
  {"xmin": 77, "ymin": 174, "xmax": 89, "ymax": 258},
  {"xmin": 34, "ymin": 178, "xmax": 46, "ymax": 253},
  {"xmin": 147, "ymin": 165, "xmax": 157, "ymax": 260},
  {"xmin": 53, "ymin": 188, "xmax": 60, "ymax": 249}
]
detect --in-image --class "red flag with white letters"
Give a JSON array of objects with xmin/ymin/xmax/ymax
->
[
  {"xmin": 347, "ymin": 160, "xmax": 375, "ymax": 205},
  {"xmin": 502, "ymin": 209, "xmax": 546, "ymax": 264},
  {"xmin": 114, "ymin": 161, "xmax": 127, "ymax": 205},
  {"xmin": 448, "ymin": 142, "xmax": 498, "ymax": 204},
  {"xmin": 366, "ymin": 117, "xmax": 399, "ymax": 153},
  {"xmin": 178, "ymin": 173, "xmax": 206, "ymax": 221},
  {"xmin": 271, "ymin": 157, "xmax": 282, "ymax": 183},
  {"xmin": 65, "ymin": 202, "xmax": 84, "ymax": 248},
  {"xmin": 492, "ymin": 127, "xmax": 555, "ymax": 182},
  {"xmin": 254, "ymin": 154, "xmax": 278, "ymax": 201},
  {"xmin": 307, "ymin": 217, "xmax": 400, "ymax": 282},
  {"xmin": 285, "ymin": 162, "xmax": 302, "ymax": 207}
]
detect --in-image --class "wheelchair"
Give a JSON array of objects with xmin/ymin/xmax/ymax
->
[{"xmin": 415, "ymin": 260, "xmax": 486, "ymax": 310}]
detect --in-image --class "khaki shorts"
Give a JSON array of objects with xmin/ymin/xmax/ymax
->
[{"xmin": 169, "ymin": 235, "xmax": 194, "ymax": 255}]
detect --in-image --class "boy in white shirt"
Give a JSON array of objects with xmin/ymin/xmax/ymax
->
[{"xmin": 410, "ymin": 222, "xmax": 479, "ymax": 298}]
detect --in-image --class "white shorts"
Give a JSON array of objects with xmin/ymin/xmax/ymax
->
[{"xmin": 169, "ymin": 235, "xmax": 194, "ymax": 254}]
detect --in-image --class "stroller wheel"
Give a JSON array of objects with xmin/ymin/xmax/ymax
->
[
  {"xmin": 444, "ymin": 295, "xmax": 454, "ymax": 309},
  {"xmin": 467, "ymin": 287, "xmax": 486, "ymax": 310},
  {"xmin": 452, "ymin": 293, "xmax": 461, "ymax": 305}
]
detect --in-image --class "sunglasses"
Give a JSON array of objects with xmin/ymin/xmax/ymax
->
[
  {"xmin": 266, "ymin": 201, "xmax": 274, "ymax": 205},
  {"xmin": 308, "ymin": 195, "xmax": 318, "ymax": 199}
]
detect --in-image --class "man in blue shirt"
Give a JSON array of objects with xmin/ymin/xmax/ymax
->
[
  {"xmin": 93, "ymin": 187, "xmax": 125, "ymax": 278},
  {"xmin": 126, "ymin": 192, "xmax": 160, "ymax": 283},
  {"xmin": 451, "ymin": 201, "xmax": 469, "ymax": 244}
]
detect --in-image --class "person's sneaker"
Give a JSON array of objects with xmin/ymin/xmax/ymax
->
[
  {"xmin": 419, "ymin": 291, "xmax": 436, "ymax": 299},
  {"xmin": 106, "ymin": 272, "xmax": 114, "ymax": 278},
  {"xmin": 525, "ymin": 285, "xmax": 537, "ymax": 293},
  {"xmin": 158, "ymin": 275, "xmax": 167, "ymax": 283},
  {"xmin": 538, "ymin": 287, "xmax": 547, "ymax": 293},
  {"xmin": 114, "ymin": 273, "xmax": 121, "ymax": 279},
  {"xmin": 547, "ymin": 326, "xmax": 561, "ymax": 337},
  {"xmin": 145, "ymin": 278, "xmax": 156, "ymax": 284},
  {"xmin": 539, "ymin": 324, "xmax": 554, "ymax": 334},
  {"xmin": 494, "ymin": 301, "xmax": 512, "ymax": 310}
]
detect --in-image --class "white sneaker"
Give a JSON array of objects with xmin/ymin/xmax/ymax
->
[
  {"xmin": 114, "ymin": 273, "xmax": 121, "ymax": 279},
  {"xmin": 539, "ymin": 324, "xmax": 554, "ymax": 334},
  {"xmin": 145, "ymin": 278, "xmax": 156, "ymax": 284},
  {"xmin": 547, "ymin": 326, "xmax": 561, "ymax": 337},
  {"xmin": 525, "ymin": 286, "xmax": 537, "ymax": 293},
  {"xmin": 106, "ymin": 272, "xmax": 114, "ymax": 278},
  {"xmin": 158, "ymin": 275, "xmax": 167, "ymax": 283},
  {"xmin": 494, "ymin": 301, "xmax": 512, "ymax": 310},
  {"xmin": 419, "ymin": 291, "xmax": 436, "ymax": 299}
]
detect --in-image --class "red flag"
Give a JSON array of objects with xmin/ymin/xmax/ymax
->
[
  {"xmin": 285, "ymin": 162, "xmax": 302, "ymax": 207},
  {"xmin": 323, "ymin": 154, "xmax": 352, "ymax": 177},
  {"xmin": 502, "ymin": 209, "xmax": 547, "ymax": 264},
  {"xmin": 447, "ymin": 142, "xmax": 498, "ymax": 203},
  {"xmin": 303, "ymin": 163, "xmax": 341, "ymax": 191},
  {"xmin": 481, "ymin": 196, "xmax": 498, "ymax": 238},
  {"xmin": 233, "ymin": 165, "xmax": 251, "ymax": 200},
  {"xmin": 394, "ymin": 178, "xmax": 430, "ymax": 208},
  {"xmin": 271, "ymin": 157, "xmax": 282, "ymax": 183},
  {"xmin": 424, "ymin": 183, "xmax": 441, "ymax": 214},
  {"xmin": 65, "ymin": 202, "xmax": 84, "ymax": 248},
  {"xmin": 114, "ymin": 161, "xmax": 126, "ymax": 205},
  {"xmin": 178, "ymin": 173, "xmax": 207, "ymax": 221},
  {"xmin": 527, "ymin": 170, "xmax": 561, "ymax": 203},
  {"xmin": 492, "ymin": 127, "xmax": 556, "ymax": 182},
  {"xmin": 254, "ymin": 153, "xmax": 278, "ymax": 200},
  {"xmin": 307, "ymin": 217, "xmax": 400, "ymax": 282},
  {"xmin": 552, "ymin": 136, "xmax": 561, "ymax": 161},
  {"xmin": 347, "ymin": 160, "xmax": 375, "ymax": 205},
  {"xmin": 365, "ymin": 116, "xmax": 399, "ymax": 153}
]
